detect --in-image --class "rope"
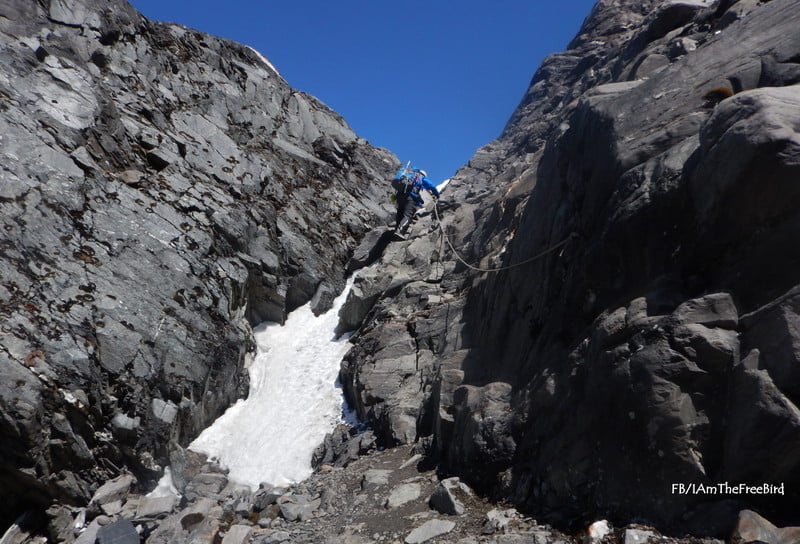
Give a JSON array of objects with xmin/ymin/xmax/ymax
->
[{"xmin": 432, "ymin": 200, "xmax": 577, "ymax": 273}]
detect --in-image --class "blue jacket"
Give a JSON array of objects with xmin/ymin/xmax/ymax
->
[{"xmin": 394, "ymin": 168, "xmax": 439, "ymax": 206}]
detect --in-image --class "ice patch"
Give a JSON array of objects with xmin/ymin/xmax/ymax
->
[
  {"xmin": 147, "ymin": 467, "xmax": 180, "ymax": 499},
  {"xmin": 246, "ymin": 45, "xmax": 282, "ymax": 78},
  {"xmin": 189, "ymin": 277, "xmax": 357, "ymax": 489}
]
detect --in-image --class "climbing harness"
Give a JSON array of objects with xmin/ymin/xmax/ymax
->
[{"xmin": 432, "ymin": 200, "xmax": 578, "ymax": 273}]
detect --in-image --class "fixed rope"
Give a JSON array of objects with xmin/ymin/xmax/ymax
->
[{"xmin": 432, "ymin": 200, "xmax": 577, "ymax": 273}]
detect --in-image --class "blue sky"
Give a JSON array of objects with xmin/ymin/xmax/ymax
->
[{"xmin": 128, "ymin": 1, "xmax": 597, "ymax": 182}]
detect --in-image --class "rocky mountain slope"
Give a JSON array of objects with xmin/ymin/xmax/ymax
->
[
  {"xmin": 0, "ymin": 0, "xmax": 396, "ymax": 530},
  {"xmin": 341, "ymin": 0, "xmax": 800, "ymax": 537}
]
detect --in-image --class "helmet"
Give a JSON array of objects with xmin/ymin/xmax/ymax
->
[{"xmin": 418, "ymin": 170, "xmax": 427, "ymax": 177}]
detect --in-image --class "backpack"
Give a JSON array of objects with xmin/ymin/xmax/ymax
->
[{"xmin": 390, "ymin": 166, "xmax": 419, "ymax": 197}]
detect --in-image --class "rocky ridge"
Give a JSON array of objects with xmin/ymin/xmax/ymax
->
[
  {"xmin": 0, "ymin": 0, "xmax": 396, "ymax": 528},
  {"xmin": 340, "ymin": 0, "xmax": 800, "ymax": 537}
]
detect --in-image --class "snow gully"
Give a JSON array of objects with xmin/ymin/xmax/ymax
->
[{"xmin": 187, "ymin": 276, "xmax": 357, "ymax": 489}]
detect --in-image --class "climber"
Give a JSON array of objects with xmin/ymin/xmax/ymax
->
[{"xmin": 391, "ymin": 165, "xmax": 440, "ymax": 240}]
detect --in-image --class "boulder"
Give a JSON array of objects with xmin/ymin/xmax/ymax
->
[
  {"xmin": 136, "ymin": 495, "xmax": 178, "ymax": 518},
  {"xmin": 429, "ymin": 477, "xmax": 472, "ymax": 516},
  {"xmin": 90, "ymin": 474, "xmax": 136, "ymax": 509},
  {"xmin": 444, "ymin": 383, "xmax": 516, "ymax": 489}
]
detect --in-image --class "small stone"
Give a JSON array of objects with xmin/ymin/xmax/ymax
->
[
  {"xmin": 587, "ymin": 520, "xmax": 612, "ymax": 541},
  {"xmin": 74, "ymin": 518, "xmax": 103, "ymax": 544},
  {"xmin": 136, "ymin": 494, "xmax": 178, "ymax": 517},
  {"xmin": 385, "ymin": 483, "xmax": 421, "ymax": 509},
  {"xmin": 668, "ymin": 37, "xmax": 697, "ymax": 58},
  {"xmin": 70, "ymin": 146, "xmax": 99, "ymax": 173},
  {"xmin": 90, "ymin": 474, "xmax": 136, "ymax": 507},
  {"xmin": 184, "ymin": 472, "xmax": 228, "ymax": 501},
  {"xmin": 152, "ymin": 398, "xmax": 178, "ymax": 424},
  {"xmin": 362, "ymin": 469, "xmax": 392, "ymax": 491},
  {"xmin": 494, "ymin": 534, "xmax": 544, "ymax": 544},
  {"xmin": 234, "ymin": 499, "xmax": 254, "ymax": 517},
  {"xmin": 44, "ymin": 504, "xmax": 74, "ymax": 542},
  {"xmin": 399, "ymin": 454, "xmax": 423, "ymax": 470},
  {"xmin": 623, "ymin": 528, "xmax": 657, "ymax": 544},
  {"xmin": 405, "ymin": 519, "xmax": 456, "ymax": 544},
  {"xmin": 259, "ymin": 530, "xmax": 291, "ymax": 544},
  {"xmin": 482, "ymin": 508, "xmax": 520, "ymax": 535},
  {"xmin": 96, "ymin": 520, "xmax": 139, "ymax": 544},
  {"xmin": 119, "ymin": 495, "xmax": 140, "ymax": 518},
  {"xmin": 672, "ymin": 293, "xmax": 738, "ymax": 328},
  {"xmin": 278, "ymin": 496, "xmax": 319, "ymax": 522},
  {"xmin": 221, "ymin": 524, "xmax": 252, "ymax": 544},
  {"xmin": 99, "ymin": 500, "xmax": 123, "ymax": 516},
  {"xmin": 254, "ymin": 487, "xmax": 287, "ymax": 511}
]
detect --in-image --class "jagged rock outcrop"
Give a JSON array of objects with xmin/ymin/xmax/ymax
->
[
  {"xmin": 0, "ymin": 0, "xmax": 395, "ymax": 527},
  {"xmin": 342, "ymin": 0, "xmax": 800, "ymax": 536}
]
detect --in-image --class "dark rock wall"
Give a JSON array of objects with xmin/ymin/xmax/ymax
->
[
  {"xmin": 342, "ymin": 0, "xmax": 800, "ymax": 535},
  {"xmin": 0, "ymin": 0, "xmax": 395, "ymax": 525}
]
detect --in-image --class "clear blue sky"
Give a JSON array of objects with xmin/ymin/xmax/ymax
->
[{"xmin": 128, "ymin": 1, "xmax": 597, "ymax": 182}]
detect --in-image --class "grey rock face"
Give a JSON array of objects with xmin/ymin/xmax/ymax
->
[
  {"xmin": 341, "ymin": 0, "xmax": 800, "ymax": 536},
  {"xmin": 0, "ymin": 0, "xmax": 395, "ymax": 526}
]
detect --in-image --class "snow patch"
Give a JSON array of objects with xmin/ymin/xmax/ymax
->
[
  {"xmin": 147, "ymin": 467, "xmax": 180, "ymax": 499},
  {"xmin": 189, "ymin": 277, "xmax": 357, "ymax": 489},
  {"xmin": 246, "ymin": 45, "xmax": 282, "ymax": 78}
]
